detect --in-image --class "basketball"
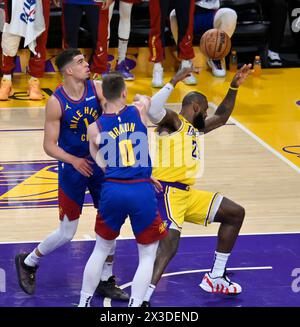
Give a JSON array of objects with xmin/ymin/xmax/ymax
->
[{"xmin": 200, "ymin": 29, "xmax": 231, "ymax": 60}]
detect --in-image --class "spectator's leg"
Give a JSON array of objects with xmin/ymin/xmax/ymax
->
[
  {"xmin": 169, "ymin": 9, "xmax": 178, "ymax": 43},
  {"xmin": 28, "ymin": 0, "xmax": 51, "ymax": 79},
  {"xmin": 261, "ymin": 0, "xmax": 288, "ymax": 65},
  {"xmin": 208, "ymin": 7, "xmax": 237, "ymax": 77},
  {"xmin": 173, "ymin": 0, "xmax": 197, "ymax": 84},
  {"xmin": 149, "ymin": 0, "xmax": 170, "ymax": 87},
  {"xmin": 1, "ymin": 0, "xmax": 19, "ymax": 76},
  {"xmin": 175, "ymin": 0, "xmax": 195, "ymax": 61},
  {"xmin": 107, "ymin": 1, "xmax": 115, "ymax": 53},
  {"xmin": 149, "ymin": 0, "xmax": 169, "ymax": 63},
  {"xmin": 62, "ymin": 3, "xmax": 83, "ymax": 48},
  {"xmin": 115, "ymin": 1, "xmax": 135, "ymax": 80},
  {"xmin": 118, "ymin": 1, "xmax": 133, "ymax": 63},
  {"xmin": 213, "ymin": 8, "xmax": 237, "ymax": 38},
  {"xmin": 86, "ymin": 5, "xmax": 109, "ymax": 74}
]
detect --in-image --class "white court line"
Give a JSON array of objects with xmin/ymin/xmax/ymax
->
[
  {"xmin": 2, "ymin": 104, "xmax": 299, "ymax": 244},
  {"xmin": 1, "ymin": 231, "xmax": 300, "ymax": 244},
  {"xmin": 82, "ymin": 234, "xmax": 93, "ymax": 240},
  {"xmin": 160, "ymin": 266, "xmax": 273, "ymax": 277},
  {"xmin": 103, "ymin": 266, "xmax": 273, "ymax": 307},
  {"xmin": 230, "ymin": 116, "xmax": 300, "ymax": 173},
  {"xmin": 209, "ymin": 102, "xmax": 300, "ymax": 174}
]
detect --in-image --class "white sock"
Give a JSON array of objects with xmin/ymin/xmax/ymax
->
[
  {"xmin": 79, "ymin": 235, "xmax": 115, "ymax": 305},
  {"xmin": 210, "ymin": 251, "xmax": 230, "ymax": 277},
  {"xmin": 154, "ymin": 62, "xmax": 163, "ymax": 71},
  {"xmin": 78, "ymin": 291, "xmax": 93, "ymax": 307},
  {"xmin": 118, "ymin": 38, "xmax": 129, "ymax": 64},
  {"xmin": 129, "ymin": 241, "xmax": 159, "ymax": 307},
  {"xmin": 181, "ymin": 59, "xmax": 192, "ymax": 68},
  {"xmin": 24, "ymin": 250, "xmax": 40, "ymax": 267},
  {"xmin": 143, "ymin": 284, "xmax": 156, "ymax": 302},
  {"xmin": 3, "ymin": 74, "xmax": 12, "ymax": 80}
]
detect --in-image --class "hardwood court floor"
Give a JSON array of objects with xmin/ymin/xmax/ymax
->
[{"xmin": 0, "ymin": 66, "xmax": 299, "ymax": 242}]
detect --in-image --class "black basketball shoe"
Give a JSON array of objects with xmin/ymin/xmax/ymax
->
[
  {"xmin": 95, "ymin": 275, "xmax": 129, "ymax": 301},
  {"xmin": 15, "ymin": 252, "xmax": 38, "ymax": 295}
]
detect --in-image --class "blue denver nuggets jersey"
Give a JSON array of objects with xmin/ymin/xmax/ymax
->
[
  {"xmin": 96, "ymin": 105, "xmax": 152, "ymax": 179},
  {"xmin": 53, "ymin": 80, "xmax": 102, "ymax": 157}
]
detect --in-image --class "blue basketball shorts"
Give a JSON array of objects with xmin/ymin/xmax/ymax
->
[
  {"xmin": 58, "ymin": 160, "xmax": 104, "ymax": 221},
  {"xmin": 95, "ymin": 179, "xmax": 168, "ymax": 244}
]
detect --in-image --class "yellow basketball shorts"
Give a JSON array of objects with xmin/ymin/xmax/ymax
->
[{"xmin": 157, "ymin": 181, "xmax": 223, "ymax": 232}]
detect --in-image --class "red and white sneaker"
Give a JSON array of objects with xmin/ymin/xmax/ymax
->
[{"xmin": 199, "ymin": 272, "xmax": 242, "ymax": 295}]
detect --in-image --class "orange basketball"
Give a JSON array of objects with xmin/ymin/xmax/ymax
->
[{"xmin": 200, "ymin": 29, "xmax": 231, "ymax": 60}]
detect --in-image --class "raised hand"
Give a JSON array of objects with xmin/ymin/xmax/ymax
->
[
  {"xmin": 170, "ymin": 67, "xmax": 195, "ymax": 86},
  {"xmin": 231, "ymin": 64, "xmax": 252, "ymax": 88}
]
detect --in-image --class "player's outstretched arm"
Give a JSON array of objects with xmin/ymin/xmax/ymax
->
[
  {"xmin": 148, "ymin": 68, "xmax": 193, "ymax": 131},
  {"xmin": 201, "ymin": 64, "xmax": 252, "ymax": 134}
]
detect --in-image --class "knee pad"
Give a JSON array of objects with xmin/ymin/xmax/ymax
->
[
  {"xmin": 1, "ymin": 32, "xmax": 21, "ymax": 57},
  {"xmin": 214, "ymin": 8, "xmax": 237, "ymax": 38}
]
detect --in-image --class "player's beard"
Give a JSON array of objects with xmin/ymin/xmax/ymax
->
[{"xmin": 193, "ymin": 112, "xmax": 205, "ymax": 130}]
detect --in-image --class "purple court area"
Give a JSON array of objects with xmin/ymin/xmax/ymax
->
[{"xmin": 0, "ymin": 233, "xmax": 300, "ymax": 307}]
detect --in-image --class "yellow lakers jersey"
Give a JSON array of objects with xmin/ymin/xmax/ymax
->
[{"xmin": 152, "ymin": 115, "xmax": 202, "ymax": 185}]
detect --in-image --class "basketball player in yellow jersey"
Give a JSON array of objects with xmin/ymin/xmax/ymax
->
[{"xmin": 142, "ymin": 63, "xmax": 252, "ymax": 305}]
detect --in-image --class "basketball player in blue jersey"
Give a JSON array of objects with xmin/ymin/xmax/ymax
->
[
  {"xmin": 15, "ymin": 49, "xmax": 129, "ymax": 302},
  {"xmin": 78, "ymin": 72, "xmax": 168, "ymax": 307}
]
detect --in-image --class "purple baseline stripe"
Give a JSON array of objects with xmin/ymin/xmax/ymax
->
[{"xmin": 0, "ymin": 233, "xmax": 299, "ymax": 307}]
